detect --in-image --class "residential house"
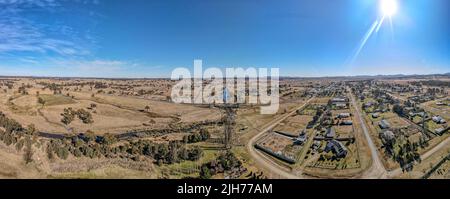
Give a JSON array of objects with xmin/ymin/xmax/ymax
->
[
  {"xmin": 325, "ymin": 127, "xmax": 336, "ymax": 139},
  {"xmin": 340, "ymin": 120, "xmax": 353, "ymax": 125},
  {"xmin": 379, "ymin": 120, "xmax": 391, "ymax": 129},
  {"xmin": 324, "ymin": 140, "xmax": 348, "ymax": 158},
  {"xmin": 432, "ymin": 116, "xmax": 446, "ymax": 124}
]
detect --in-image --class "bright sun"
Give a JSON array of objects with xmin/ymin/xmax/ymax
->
[{"xmin": 380, "ymin": 0, "xmax": 398, "ymax": 17}]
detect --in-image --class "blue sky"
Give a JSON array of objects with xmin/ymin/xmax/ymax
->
[{"xmin": 0, "ymin": 0, "xmax": 448, "ymax": 77}]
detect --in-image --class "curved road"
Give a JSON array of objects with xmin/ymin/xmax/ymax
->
[
  {"xmin": 247, "ymin": 91, "xmax": 448, "ymax": 179},
  {"xmin": 387, "ymin": 136, "xmax": 450, "ymax": 177},
  {"xmin": 246, "ymin": 98, "xmax": 314, "ymax": 179}
]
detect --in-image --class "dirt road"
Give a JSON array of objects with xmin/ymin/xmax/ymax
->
[
  {"xmin": 387, "ymin": 136, "xmax": 450, "ymax": 177},
  {"xmin": 349, "ymin": 91, "xmax": 388, "ymax": 178},
  {"xmin": 246, "ymin": 97, "xmax": 314, "ymax": 179}
]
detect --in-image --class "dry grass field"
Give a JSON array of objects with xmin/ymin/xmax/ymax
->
[
  {"xmin": 0, "ymin": 78, "xmax": 222, "ymax": 135},
  {"xmin": 0, "ymin": 77, "xmax": 448, "ymax": 179}
]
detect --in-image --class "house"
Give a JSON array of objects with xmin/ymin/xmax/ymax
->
[
  {"xmin": 324, "ymin": 140, "xmax": 348, "ymax": 158},
  {"xmin": 340, "ymin": 120, "xmax": 353, "ymax": 125},
  {"xmin": 379, "ymin": 120, "xmax": 391, "ymax": 129},
  {"xmin": 436, "ymin": 101, "xmax": 445, "ymax": 106},
  {"xmin": 294, "ymin": 131, "xmax": 307, "ymax": 145},
  {"xmin": 416, "ymin": 112, "xmax": 426, "ymax": 118},
  {"xmin": 404, "ymin": 107, "xmax": 414, "ymax": 111},
  {"xmin": 331, "ymin": 97, "xmax": 348, "ymax": 103},
  {"xmin": 435, "ymin": 128, "xmax": 445, "ymax": 134},
  {"xmin": 364, "ymin": 102, "xmax": 375, "ymax": 108},
  {"xmin": 337, "ymin": 113, "xmax": 351, "ymax": 118},
  {"xmin": 325, "ymin": 128, "xmax": 336, "ymax": 139},
  {"xmin": 331, "ymin": 97, "xmax": 349, "ymax": 109},
  {"xmin": 312, "ymin": 141, "xmax": 321, "ymax": 151},
  {"xmin": 335, "ymin": 102, "xmax": 347, "ymax": 109},
  {"xmin": 432, "ymin": 116, "xmax": 446, "ymax": 124},
  {"xmin": 380, "ymin": 130, "xmax": 395, "ymax": 142}
]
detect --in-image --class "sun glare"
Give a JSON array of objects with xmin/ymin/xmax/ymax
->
[{"xmin": 381, "ymin": 0, "xmax": 398, "ymax": 17}]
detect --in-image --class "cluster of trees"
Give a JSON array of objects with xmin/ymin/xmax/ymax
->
[
  {"xmin": 0, "ymin": 81, "xmax": 14, "ymax": 90},
  {"xmin": 1, "ymin": 111, "xmax": 204, "ymax": 166},
  {"xmin": 137, "ymin": 89, "xmax": 156, "ymax": 96},
  {"xmin": 93, "ymin": 82, "xmax": 108, "ymax": 89},
  {"xmin": 200, "ymin": 151, "xmax": 243, "ymax": 179},
  {"xmin": 77, "ymin": 109, "xmax": 94, "ymax": 124},
  {"xmin": 38, "ymin": 82, "xmax": 63, "ymax": 94},
  {"xmin": 393, "ymin": 104, "xmax": 404, "ymax": 116},
  {"xmin": 61, "ymin": 108, "xmax": 94, "ymax": 125},
  {"xmin": 124, "ymin": 140, "xmax": 203, "ymax": 165},
  {"xmin": 46, "ymin": 132, "xmax": 116, "ymax": 160},
  {"xmin": 393, "ymin": 139, "xmax": 421, "ymax": 172},
  {"xmin": 411, "ymin": 80, "xmax": 450, "ymax": 88},
  {"xmin": 320, "ymin": 110, "xmax": 333, "ymax": 127},
  {"xmin": 37, "ymin": 96, "xmax": 46, "ymax": 105},
  {"xmin": 307, "ymin": 105, "xmax": 325, "ymax": 129},
  {"xmin": 183, "ymin": 129, "xmax": 210, "ymax": 143},
  {"xmin": 45, "ymin": 130, "xmax": 203, "ymax": 165},
  {"xmin": 0, "ymin": 112, "xmax": 37, "ymax": 164},
  {"xmin": 245, "ymin": 171, "xmax": 266, "ymax": 179},
  {"xmin": 18, "ymin": 86, "xmax": 28, "ymax": 95}
]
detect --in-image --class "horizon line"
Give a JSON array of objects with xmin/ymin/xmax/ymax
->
[{"xmin": 0, "ymin": 72, "xmax": 449, "ymax": 80}]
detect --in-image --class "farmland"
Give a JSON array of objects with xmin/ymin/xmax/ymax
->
[{"xmin": 0, "ymin": 76, "xmax": 448, "ymax": 179}]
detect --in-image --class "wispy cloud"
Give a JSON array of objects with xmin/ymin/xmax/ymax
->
[
  {"xmin": 0, "ymin": 0, "xmax": 163, "ymax": 78},
  {"xmin": 0, "ymin": 0, "xmax": 98, "ymax": 57},
  {"xmin": 52, "ymin": 59, "xmax": 128, "ymax": 72},
  {"xmin": 0, "ymin": 0, "xmax": 59, "ymax": 8}
]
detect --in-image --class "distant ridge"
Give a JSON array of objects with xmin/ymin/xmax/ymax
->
[
  {"xmin": 0, "ymin": 72, "xmax": 448, "ymax": 80},
  {"xmin": 279, "ymin": 72, "xmax": 450, "ymax": 80}
]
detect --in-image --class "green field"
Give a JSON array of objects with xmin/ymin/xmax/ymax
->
[{"xmin": 39, "ymin": 94, "xmax": 76, "ymax": 106}]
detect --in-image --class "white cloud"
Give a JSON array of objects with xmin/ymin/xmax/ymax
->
[
  {"xmin": 51, "ymin": 59, "xmax": 128, "ymax": 72},
  {"xmin": 0, "ymin": 0, "xmax": 96, "ymax": 57}
]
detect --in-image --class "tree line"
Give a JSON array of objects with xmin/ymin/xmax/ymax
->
[{"xmin": 0, "ymin": 111, "xmax": 204, "ymax": 166}]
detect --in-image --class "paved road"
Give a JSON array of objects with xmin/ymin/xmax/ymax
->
[
  {"xmin": 349, "ymin": 91, "xmax": 388, "ymax": 178},
  {"xmin": 246, "ymin": 97, "xmax": 314, "ymax": 179}
]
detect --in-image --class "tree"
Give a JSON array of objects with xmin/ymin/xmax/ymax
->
[
  {"xmin": 182, "ymin": 135, "xmax": 189, "ymax": 144},
  {"xmin": 23, "ymin": 136, "xmax": 33, "ymax": 164},
  {"xmin": 199, "ymin": 129, "xmax": 210, "ymax": 141},
  {"xmin": 84, "ymin": 130, "xmax": 97, "ymax": 143},
  {"xmin": 38, "ymin": 97, "xmax": 45, "ymax": 105},
  {"xmin": 25, "ymin": 124, "xmax": 37, "ymax": 136},
  {"xmin": 199, "ymin": 165, "xmax": 212, "ymax": 179},
  {"xmin": 187, "ymin": 146, "xmax": 203, "ymax": 161},
  {"xmin": 393, "ymin": 104, "xmax": 404, "ymax": 116},
  {"xmin": 76, "ymin": 109, "xmax": 93, "ymax": 124},
  {"xmin": 56, "ymin": 147, "xmax": 69, "ymax": 160},
  {"xmin": 100, "ymin": 133, "xmax": 117, "ymax": 145},
  {"xmin": 145, "ymin": 105, "xmax": 150, "ymax": 112},
  {"xmin": 61, "ymin": 108, "xmax": 75, "ymax": 125},
  {"xmin": 90, "ymin": 103, "xmax": 97, "ymax": 109}
]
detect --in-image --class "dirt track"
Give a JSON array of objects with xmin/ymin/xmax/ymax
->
[
  {"xmin": 246, "ymin": 97, "xmax": 314, "ymax": 179},
  {"xmin": 350, "ymin": 91, "xmax": 388, "ymax": 179}
]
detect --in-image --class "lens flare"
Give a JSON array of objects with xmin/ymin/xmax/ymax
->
[
  {"xmin": 381, "ymin": 0, "xmax": 398, "ymax": 17},
  {"xmin": 347, "ymin": 0, "xmax": 399, "ymax": 66}
]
